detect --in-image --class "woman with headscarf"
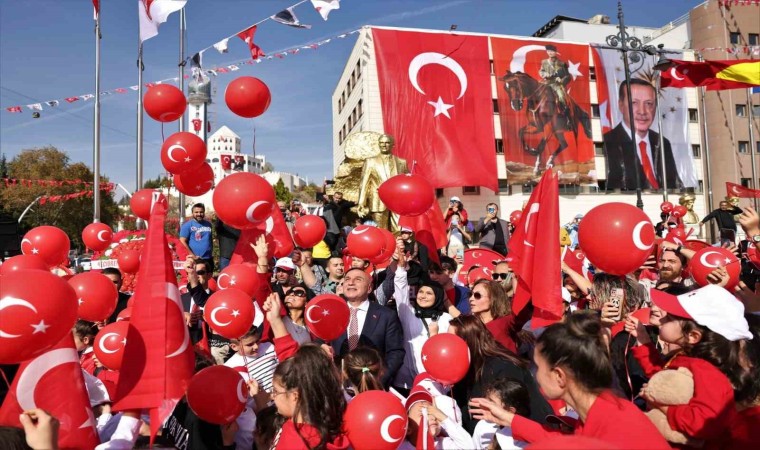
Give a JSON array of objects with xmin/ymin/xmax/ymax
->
[{"xmin": 390, "ymin": 238, "xmax": 459, "ymax": 393}]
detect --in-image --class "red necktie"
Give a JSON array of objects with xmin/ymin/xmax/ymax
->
[
  {"xmin": 638, "ymin": 141, "xmax": 659, "ymax": 189},
  {"xmin": 348, "ymin": 307, "xmax": 359, "ymax": 350}
]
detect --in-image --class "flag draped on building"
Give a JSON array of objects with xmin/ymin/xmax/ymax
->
[
  {"xmin": 0, "ymin": 333, "xmax": 100, "ymax": 449},
  {"xmin": 509, "ymin": 170, "xmax": 563, "ymax": 328},
  {"xmin": 660, "ymin": 59, "xmax": 760, "ymax": 90},
  {"xmin": 112, "ymin": 198, "xmax": 194, "ymax": 442},
  {"xmin": 371, "ymin": 28, "xmax": 498, "ymax": 191},
  {"xmin": 138, "ymin": 0, "xmax": 187, "ymax": 42},
  {"xmin": 237, "ymin": 25, "xmax": 265, "ymax": 60}
]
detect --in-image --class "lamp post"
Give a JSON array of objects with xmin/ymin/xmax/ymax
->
[{"xmin": 653, "ymin": 53, "xmax": 674, "ymax": 203}]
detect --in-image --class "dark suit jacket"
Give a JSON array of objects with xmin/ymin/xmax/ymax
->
[
  {"xmin": 329, "ymin": 300, "xmax": 405, "ymax": 387},
  {"xmin": 603, "ymin": 123, "xmax": 682, "ymax": 191},
  {"xmin": 181, "ymin": 284, "xmax": 211, "ymax": 345}
]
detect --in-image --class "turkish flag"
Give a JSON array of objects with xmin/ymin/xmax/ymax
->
[
  {"xmin": 727, "ymin": 181, "xmax": 760, "ymax": 198},
  {"xmin": 372, "ymin": 28, "xmax": 497, "ymax": 192},
  {"xmin": 562, "ymin": 247, "xmax": 593, "ymax": 281},
  {"xmin": 509, "ymin": 170, "xmax": 563, "ymax": 327},
  {"xmin": 112, "ymin": 199, "xmax": 193, "ymax": 443},
  {"xmin": 399, "ymin": 202, "xmax": 448, "ymax": 266},
  {"xmin": 221, "ymin": 153, "xmax": 232, "ymax": 170},
  {"xmin": 661, "ymin": 59, "xmax": 760, "ymax": 90},
  {"xmin": 237, "ymin": 25, "xmax": 265, "ymax": 60},
  {"xmin": 0, "ymin": 333, "xmax": 99, "ymax": 449}
]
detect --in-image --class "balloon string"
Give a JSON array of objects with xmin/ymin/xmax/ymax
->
[{"xmin": 0, "ymin": 367, "xmax": 10, "ymax": 390}]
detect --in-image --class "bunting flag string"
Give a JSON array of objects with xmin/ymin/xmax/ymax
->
[
  {"xmin": 697, "ymin": 45, "xmax": 760, "ymax": 55},
  {"xmin": 2, "ymin": 177, "xmax": 115, "ymax": 190},
  {"xmin": 718, "ymin": 0, "xmax": 760, "ymax": 6},
  {"xmin": 37, "ymin": 184, "xmax": 115, "ymax": 205},
  {"xmin": 3, "ymin": 28, "xmax": 361, "ymax": 114}
]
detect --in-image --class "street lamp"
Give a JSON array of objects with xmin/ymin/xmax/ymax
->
[
  {"xmin": 605, "ymin": 1, "xmax": 658, "ymax": 209},
  {"xmin": 653, "ymin": 54, "xmax": 674, "ymax": 203}
]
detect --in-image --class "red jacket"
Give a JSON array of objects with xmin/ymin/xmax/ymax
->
[
  {"xmin": 511, "ymin": 390, "xmax": 670, "ymax": 449},
  {"xmin": 275, "ymin": 421, "xmax": 350, "ymax": 450},
  {"xmin": 485, "ymin": 306, "xmax": 531, "ymax": 354},
  {"xmin": 631, "ymin": 343, "xmax": 736, "ymax": 443},
  {"xmin": 726, "ymin": 405, "xmax": 760, "ymax": 449},
  {"xmin": 79, "ymin": 348, "xmax": 96, "ymax": 375}
]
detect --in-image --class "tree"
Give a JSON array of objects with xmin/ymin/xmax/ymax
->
[
  {"xmin": 0, "ymin": 154, "xmax": 8, "ymax": 178},
  {"xmin": 293, "ymin": 183, "xmax": 321, "ymax": 204},
  {"xmin": 263, "ymin": 161, "xmax": 275, "ymax": 172},
  {"xmin": 0, "ymin": 147, "xmax": 120, "ymax": 251},
  {"xmin": 143, "ymin": 175, "xmax": 171, "ymax": 189},
  {"xmin": 273, "ymin": 178, "xmax": 292, "ymax": 204}
]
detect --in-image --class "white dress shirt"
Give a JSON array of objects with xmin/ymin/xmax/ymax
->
[
  {"xmin": 621, "ymin": 121, "xmax": 654, "ymax": 169},
  {"xmin": 348, "ymin": 299, "xmax": 371, "ymax": 336}
]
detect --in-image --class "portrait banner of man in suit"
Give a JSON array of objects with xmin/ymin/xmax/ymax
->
[{"xmin": 592, "ymin": 48, "xmax": 697, "ymax": 191}]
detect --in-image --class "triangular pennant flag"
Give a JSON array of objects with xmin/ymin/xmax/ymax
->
[
  {"xmin": 45, "ymin": 100, "xmax": 59, "ymax": 107},
  {"xmin": 190, "ymin": 51, "xmax": 203, "ymax": 69},
  {"xmin": 213, "ymin": 38, "xmax": 229, "ymax": 54},
  {"xmin": 237, "ymin": 25, "xmax": 265, "ymax": 59},
  {"xmin": 26, "ymin": 103, "xmax": 43, "ymax": 111},
  {"xmin": 310, "ymin": 0, "xmax": 340, "ymax": 20},
  {"xmin": 271, "ymin": 7, "xmax": 312, "ymax": 29}
]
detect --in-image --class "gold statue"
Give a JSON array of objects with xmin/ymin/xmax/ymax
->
[
  {"xmin": 678, "ymin": 193, "xmax": 699, "ymax": 225},
  {"xmin": 330, "ymin": 132, "xmax": 407, "ymax": 231}
]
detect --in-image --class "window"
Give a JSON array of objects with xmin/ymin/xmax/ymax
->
[
  {"xmin": 737, "ymin": 104, "xmax": 747, "ymax": 117},
  {"xmin": 742, "ymin": 178, "xmax": 752, "ymax": 188},
  {"xmin": 692, "ymin": 144, "xmax": 701, "ymax": 158},
  {"xmin": 462, "ymin": 186, "xmax": 480, "ymax": 195},
  {"xmin": 749, "ymin": 33, "xmax": 759, "ymax": 45},
  {"xmin": 730, "ymin": 32, "xmax": 741, "ymax": 44},
  {"xmin": 212, "ymin": 158, "xmax": 219, "ymax": 163},
  {"xmin": 698, "ymin": 180, "xmax": 703, "ymax": 193},
  {"xmin": 492, "ymin": 99, "xmax": 499, "ymax": 114},
  {"xmin": 688, "ymin": 108, "xmax": 698, "ymax": 122},
  {"xmin": 594, "ymin": 142, "xmax": 605, "ymax": 156},
  {"xmin": 435, "ymin": 188, "xmax": 444, "ymax": 198},
  {"xmin": 358, "ymin": 99, "xmax": 363, "ymax": 118},
  {"xmin": 559, "ymin": 184, "xmax": 581, "ymax": 195},
  {"xmin": 591, "ymin": 104, "xmax": 600, "ymax": 118},
  {"xmin": 489, "ymin": 59, "xmax": 495, "ymax": 74},
  {"xmin": 522, "ymin": 184, "xmax": 534, "ymax": 194},
  {"xmin": 739, "ymin": 141, "xmax": 750, "ymax": 154},
  {"xmin": 753, "ymin": 104, "xmax": 760, "ymax": 116},
  {"xmin": 495, "ymin": 139, "xmax": 504, "ymax": 155},
  {"xmin": 339, "ymin": 130, "xmax": 343, "ymax": 145},
  {"xmin": 589, "ymin": 66, "xmax": 596, "ymax": 81},
  {"xmin": 757, "ymin": 141, "xmax": 760, "ymax": 155},
  {"xmin": 498, "ymin": 179, "xmax": 510, "ymax": 194}
]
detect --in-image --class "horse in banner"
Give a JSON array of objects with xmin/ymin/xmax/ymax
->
[{"xmin": 500, "ymin": 71, "xmax": 592, "ymax": 175}]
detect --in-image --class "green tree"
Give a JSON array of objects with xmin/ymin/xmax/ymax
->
[
  {"xmin": 0, "ymin": 147, "xmax": 119, "ymax": 251},
  {"xmin": 274, "ymin": 178, "xmax": 292, "ymax": 204},
  {"xmin": 293, "ymin": 183, "xmax": 321, "ymax": 204},
  {"xmin": 263, "ymin": 161, "xmax": 275, "ymax": 172},
  {"xmin": 0, "ymin": 154, "xmax": 8, "ymax": 178}
]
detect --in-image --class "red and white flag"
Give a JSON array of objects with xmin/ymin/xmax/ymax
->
[
  {"xmin": 509, "ymin": 170, "xmax": 563, "ymax": 328},
  {"xmin": 0, "ymin": 333, "xmax": 99, "ymax": 449},
  {"xmin": 372, "ymin": 28, "xmax": 497, "ymax": 191},
  {"xmin": 562, "ymin": 247, "xmax": 593, "ymax": 281},
  {"xmin": 138, "ymin": 0, "xmax": 187, "ymax": 43},
  {"xmin": 92, "ymin": 0, "xmax": 99, "ymax": 20},
  {"xmin": 237, "ymin": 25, "xmax": 265, "ymax": 60},
  {"xmin": 310, "ymin": 0, "xmax": 340, "ymax": 20},
  {"xmin": 727, "ymin": 181, "xmax": 760, "ymax": 198},
  {"xmin": 221, "ymin": 153, "xmax": 232, "ymax": 170},
  {"xmin": 6, "ymin": 106, "xmax": 22, "ymax": 113},
  {"xmin": 112, "ymin": 198, "xmax": 193, "ymax": 442},
  {"xmin": 400, "ymin": 201, "xmax": 448, "ymax": 265}
]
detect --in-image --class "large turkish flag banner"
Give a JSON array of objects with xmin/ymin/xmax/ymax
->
[{"xmin": 372, "ymin": 28, "xmax": 497, "ymax": 192}]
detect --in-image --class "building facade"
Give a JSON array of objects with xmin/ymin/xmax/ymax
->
[{"xmin": 333, "ymin": 18, "xmax": 711, "ymax": 231}]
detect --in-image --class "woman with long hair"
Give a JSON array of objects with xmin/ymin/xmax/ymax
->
[
  {"xmin": 469, "ymin": 311, "xmax": 670, "ymax": 449},
  {"xmin": 469, "ymin": 280, "xmax": 531, "ymax": 354},
  {"xmin": 449, "ymin": 315, "xmax": 552, "ymax": 434},
  {"xmin": 342, "ymin": 347, "xmax": 385, "ymax": 395},
  {"xmin": 282, "ymin": 284, "xmax": 314, "ymax": 345}
]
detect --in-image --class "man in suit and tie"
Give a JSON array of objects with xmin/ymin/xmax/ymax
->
[
  {"xmin": 603, "ymin": 78, "xmax": 681, "ymax": 191},
  {"xmin": 329, "ymin": 267, "xmax": 405, "ymax": 388}
]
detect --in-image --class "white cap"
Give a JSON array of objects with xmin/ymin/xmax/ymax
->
[
  {"xmin": 450, "ymin": 196, "xmax": 461, "ymax": 202},
  {"xmin": 275, "ymin": 257, "xmax": 296, "ymax": 271}
]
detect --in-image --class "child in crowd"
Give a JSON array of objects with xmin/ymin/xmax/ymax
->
[
  {"xmin": 473, "ymin": 378, "xmax": 532, "ymax": 449},
  {"xmin": 74, "ymin": 320, "xmax": 98, "ymax": 375},
  {"xmin": 342, "ymin": 347, "xmax": 385, "ymax": 397}
]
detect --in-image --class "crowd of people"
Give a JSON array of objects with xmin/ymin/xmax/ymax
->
[{"xmin": 3, "ymin": 188, "xmax": 760, "ymax": 450}]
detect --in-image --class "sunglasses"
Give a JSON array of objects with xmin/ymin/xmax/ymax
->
[
  {"xmin": 196, "ymin": 270, "xmax": 208, "ymax": 276},
  {"xmin": 470, "ymin": 292, "xmax": 484, "ymax": 300},
  {"xmin": 288, "ymin": 290, "xmax": 307, "ymax": 297},
  {"xmin": 492, "ymin": 272, "xmax": 510, "ymax": 280}
]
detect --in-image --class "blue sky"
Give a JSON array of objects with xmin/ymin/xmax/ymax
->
[{"xmin": 0, "ymin": 0, "xmax": 699, "ymax": 195}]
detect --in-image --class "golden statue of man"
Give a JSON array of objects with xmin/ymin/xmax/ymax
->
[
  {"xmin": 357, "ymin": 134, "xmax": 408, "ymax": 230},
  {"xmin": 678, "ymin": 193, "xmax": 700, "ymax": 225}
]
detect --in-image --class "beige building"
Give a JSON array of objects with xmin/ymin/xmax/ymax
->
[{"xmin": 332, "ymin": 17, "xmax": 710, "ymax": 231}]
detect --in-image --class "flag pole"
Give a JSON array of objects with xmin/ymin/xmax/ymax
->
[
  {"xmin": 654, "ymin": 63, "xmax": 668, "ymax": 202},
  {"xmin": 137, "ymin": 41, "xmax": 145, "ymax": 228},
  {"xmin": 178, "ymin": 7, "xmax": 186, "ymax": 225},
  {"xmin": 748, "ymin": 87, "xmax": 759, "ymax": 211},
  {"xmin": 93, "ymin": 7, "xmax": 102, "ymax": 222},
  {"xmin": 697, "ymin": 53, "xmax": 715, "ymax": 241}
]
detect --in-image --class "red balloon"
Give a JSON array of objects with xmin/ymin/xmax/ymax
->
[
  {"xmin": 130, "ymin": 189, "xmax": 164, "ymax": 221},
  {"xmin": 344, "ymin": 390, "xmax": 408, "ymax": 450},
  {"xmin": 578, "ymin": 203, "xmax": 655, "ymax": 276},
  {"xmin": 689, "ymin": 247, "xmax": 741, "ymax": 290},
  {"xmin": 370, "ymin": 229, "xmax": 397, "ymax": 265},
  {"xmin": 207, "ymin": 277, "xmax": 218, "ymax": 292},
  {"xmin": 224, "ymin": 76, "xmax": 271, "ymax": 118},
  {"xmin": 217, "ymin": 264, "xmax": 260, "ymax": 298},
  {"xmin": 212, "ymin": 172, "xmax": 276, "ymax": 229},
  {"xmin": 0, "ymin": 270, "xmax": 79, "ymax": 364},
  {"xmin": 293, "ymin": 215, "xmax": 327, "ymax": 248},
  {"xmin": 204, "ymin": 288, "xmax": 255, "ymax": 339},
  {"xmin": 93, "ymin": 321, "xmax": 129, "ymax": 370},
  {"xmin": 378, "ymin": 174, "xmax": 435, "ymax": 216},
  {"xmin": 174, "ymin": 163, "xmax": 214, "ymax": 196},
  {"xmin": 665, "ymin": 227, "xmax": 689, "ymax": 245},
  {"xmin": 21, "ymin": 226, "xmax": 70, "ymax": 268},
  {"xmin": 116, "ymin": 307, "xmax": 132, "ymax": 321},
  {"xmin": 161, "ymin": 132, "xmax": 207, "ymax": 175},
  {"xmin": 421, "ymin": 333, "xmax": 470, "ymax": 385},
  {"xmin": 467, "ymin": 266, "xmax": 493, "ymax": 286},
  {"xmin": 117, "ymin": 249, "xmax": 141, "ymax": 274},
  {"xmin": 0, "ymin": 254, "xmax": 49, "ymax": 275},
  {"xmin": 671, "ymin": 205, "xmax": 687, "ymax": 219},
  {"xmin": 509, "ymin": 210, "xmax": 523, "ymax": 225},
  {"xmin": 187, "ymin": 365, "xmax": 248, "ymax": 424},
  {"xmin": 304, "ymin": 294, "xmax": 350, "ymax": 342},
  {"xmin": 68, "ymin": 272, "xmax": 118, "ymax": 321},
  {"xmin": 144, "ymin": 84, "xmax": 187, "ymax": 122},
  {"xmin": 660, "ymin": 201, "xmax": 674, "ymax": 213},
  {"xmin": 346, "ymin": 225, "xmax": 385, "ymax": 260},
  {"xmin": 82, "ymin": 222, "xmax": 113, "ymax": 252}
]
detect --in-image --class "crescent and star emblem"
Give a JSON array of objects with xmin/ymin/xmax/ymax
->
[
  {"xmin": 631, "ymin": 221, "xmax": 654, "ymax": 251},
  {"xmin": 379, "ymin": 414, "xmax": 405, "ymax": 443},
  {"xmin": 408, "ymin": 52, "xmax": 467, "ymax": 119},
  {"xmin": 165, "ymin": 283, "xmax": 190, "ymax": 358},
  {"xmin": 670, "ymin": 67, "xmax": 685, "ymax": 81},
  {"xmin": 97, "ymin": 230, "xmax": 111, "ymax": 243},
  {"xmin": 210, "ymin": 306, "xmax": 233, "ymax": 327},
  {"xmin": 166, "ymin": 144, "xmax": 190, "ymax": 164},
  {"xmin": 245, "ymin": 201, "xmax": 269, "ymax": 224},
  {"xmin": 98, "ymin": 332, "xmax": 124, "ymax": 354},
  {"xmin": 699, "ymin": 251, "xmax": 724, "ymax": 269},
  {"xmin": 0, "ymin": 296, "xmax": 48, "ymax": 338},
  {"xmin": 522, "ymin": 203, "xmax": 540, "ymax": 248},
  {"xmin": 306, "ymin": 304, "xmax": 329, "ymax": 324}
]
